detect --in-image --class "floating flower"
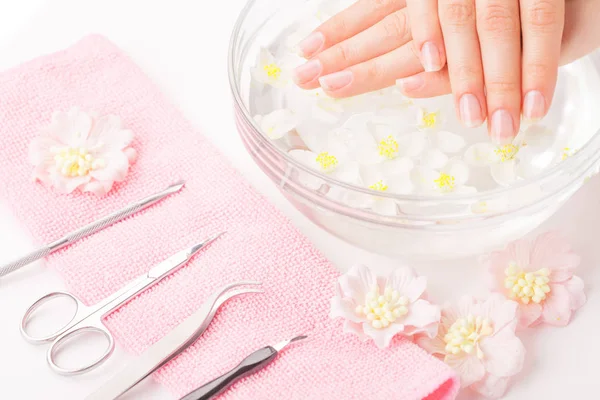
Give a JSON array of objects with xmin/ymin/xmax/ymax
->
[
  {"xmin": 253, "ymin": 108, "xmax": 299, "ymax": 140},
  {"xmin": 29, "ymin": 108, "xmax": 136, "ymax": 196},
  {"xmin": 354, "ymin": 161, "xmax": 413, "ymax": 215},
  {"xmin": 464, "ymin": 124, "xmax": 557, "ymax": 186},
  {"xmin": 371, "ymin": 124, "xmax": 427, "ymax": 163},
  {"xmin": 250, "ymin": 48, "xmax": 294, "ymax": 88},
  {"xmin": 485, "ymin": 231, "xmax": 586, "ymax": 328},
  {"xmin": 331, "ymin": 264, "xmax": 440, "ymax": 348},
  {"xmin": 288, "ymin": 148, "xmax": 359, "ymax": 189},
  {"xmin": 417, "ymin": 294, "xmax": 525, "ymax": 399},
  {"xmin": 411, "ymin": 159, "xmax": 477, "ymax": 195}
]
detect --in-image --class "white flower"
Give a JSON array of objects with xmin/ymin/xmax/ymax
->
[
  {"xmin": 28, "ymin": 108, "xmax": 136, "ymax": 196},
  {"xmin": 354, "ymin": 161, "xmax": 414, "ymax": 215},
  {"xmin": 253, "ymin": 109, "xmax": 299, "ymax": 140},
  {"xmin": 411, "ymin": 159, "xmax": 476, "ymax": 195},
  {"xmin": 405, "ymin": 94, "xmax": 454, "ymax": 132},
  {"xmin": 464, "ymin": 125, "xmax": 558, "ymax": 186},
  {"xmin": 331, "ymin": 264, "xmax": 440, "ymax": 348},
  {"xmin": 370, "ymin": 123, "xmax": 427, "ymax": 163},
  {"xmin": 289, "ymin": 149, "xmax": 359, "ymax": 189},
  {"xmin": 250, "ymin": 48, "xmax": 293, "ymax": 88}
]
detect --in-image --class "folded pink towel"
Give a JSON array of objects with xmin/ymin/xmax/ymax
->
[{"xmin": 0, "ymin": 35, "xmax": 458, "ymax": 400}]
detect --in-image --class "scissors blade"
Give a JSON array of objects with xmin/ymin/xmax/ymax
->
[{"xmin": 147, "ymin": 232, "xmax": 226, "ymax": 279}]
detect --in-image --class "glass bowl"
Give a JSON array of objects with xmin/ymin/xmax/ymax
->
[{"xmin": 228, "ymin": 0, "xmax": 600, "ymax": 260}]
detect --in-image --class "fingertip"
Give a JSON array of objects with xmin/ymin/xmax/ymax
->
[
  {"xmin": 420, "ymin": 42, "xmax": 445, "ymax": 72},
  {"xmin": 522, "ymin": 90, "xmax": 547, "ymax": 123},
  {"xmin": 296, "ymin": 31, "xmax": 325, "ymax": 58}
]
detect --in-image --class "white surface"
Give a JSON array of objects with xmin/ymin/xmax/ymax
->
[{"xmin": 0, "ymin": 1, "xmax": 597, "ymax": 399}]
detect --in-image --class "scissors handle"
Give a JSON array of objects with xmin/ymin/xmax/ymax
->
[
  {"xmin": 20, "ymin": 292, "xmax": 85, "ymax": 343},
  {"xmin": 47, "ymin": 325, "xmax": 115, "ymax": 376}
]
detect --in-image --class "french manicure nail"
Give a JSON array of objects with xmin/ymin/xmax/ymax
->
[
  {"xmin": 396, "ymin": 75, "xmax": 425, "ymax": 92},
  {"xmin": 319, "ymin": 70, "xmax": 353, "ymax": 91},
  {"xmin": 491, "ymin": 109, "xmax": 515, "ymax": 144},
  {"xmin": 293, "ymin": 59, "xmax": 323, "ymax": 85},
  {"xmin": 523, "ymin": 90, "xmax": 546, "ymax": 122},
  {"xmin": 297, "ymin": 32, "xmax": 325, "ymax": 57},
  {"xmin": 459, "ymin": 94, "xmax": 483, "ymax": 127},
  {"xmin": 421, "ymin": 42, "xmax": 442, "ymax": 72}
]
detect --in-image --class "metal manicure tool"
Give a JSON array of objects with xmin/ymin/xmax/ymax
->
[
  {"xmin": 85, "ymin": 281, "xmax": 263, "ymax": 400},
  {"xmin": 179, "ymin": 335, "xmax": 307, "ymax": 400},
  {"xmin": 19, "ymin": 232, "xmax": 224, "ymax": 376},
  {"xmin": 0, "ymin": 181, "xmax": 186, "ymax": 278}
]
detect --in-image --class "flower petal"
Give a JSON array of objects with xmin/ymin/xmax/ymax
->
[
  {"xmin": 397, "ymin": 132, "xmax": 427, "ymax": 157},
  {"xmin": 64, "ymin": 108, "xmax": 93, "ymax": 147},
  {"xmin": 505, "ymin": 237, "xmax": 532, "ymax": 268},
  {"xmin": 415, "ymin": 334, "xmax": 447, "ymax": 356},
  {"xmin": 443, "ymin": 159, "xmax": 469, "ymax": 186},
  {"xmin": 517, "ymin": 302, "xmax": 543, "ymax": 328},
  {"xmin": 529, "ymin": 231, "xmax": 580, "ymax": 282},
  {"xmin": 332, "ymin": 162, "xmax": 361, "ymax": 184},
  {"xmin": 470, "ymin": 375, "xmax": 510, "ymax": 399},
  {"xmin": 386, "ymin": 267, "xmax": 425, "ymax": 301},
  {"xmin": 387, "ymin": 172, "xmax": 414, "ymax": 195},
  {"xmin": 480, "ymin": 326, "xmax": 525, "ymax": 377},
  {"xmin": 435, "ymin": 131, "xmax": 466, "ymax": 153},
  {"xmin": 381, "ymin": 157, "xmax": 414, "ymax": 175},
  {"xmin": 563, "ymin": 275, "xmax": 586, "ymax": 311},
  {"xmin": 257, "ymin": 109, "xmax": 299, "ymax": 140},
  {"xmin": 83, "ymin": 180, "xmax": 113, "ymax": 196},
  {"xmin": 464, "ymin": 143, "xmax": 499, "ymax": 166},
  {"xmin": 445, "ymin": 354, "xmax": 486, "ymax": 387},
  {"xmin": 401, "ymin": 299, "xmax": 441, "ymax": 337},
  {"xmin": 421, "ymin": 149, "xmax": 449, "ymax": 170},
  {"xmin": 491, "ymin": 161, "xmax": 518, "ymax": 186},
  {"xmin": 90, "ymin": 152, "xmax": 130, "ymax": 182},
  {"xmin": 411, "ymin": 166, "xmax": 439, "ymax": 193},
  {"xmin": 342, "ymin": 320, "xmax": 368, "ymax": 341},
  {"xmin": 330, "ymin": 296, "xmax": 363, "ymax": 323},
  {"xmin": 88, "ymin": 114, "xmax": 132, "ymax": 151},
  {"xmin": 478, "ymin": 294, "xmax": 519, "ymax": 333},
  {"xmin": 362, "ymin": 322, "xmax": 406, "ymax": 348},
  {"xmin": 541, "ymin": 284, "xmax": 573, "ymax": 326},
  {"xmin": 49, "ymin": 174, "xmax": 90, "ymax": 194},
  {"xmin": 28, "ymin": 136, "xmax": 60, "ymax": 166}
]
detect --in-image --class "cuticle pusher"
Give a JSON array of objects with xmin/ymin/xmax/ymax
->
[{"xmin": 0, "ymin": 180, "xmax": 185, "ymax": 278}]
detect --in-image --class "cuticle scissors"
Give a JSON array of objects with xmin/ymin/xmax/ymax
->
[{"xmin": 19, "ymin": 232, "xmax": 225, "ymax": 376}]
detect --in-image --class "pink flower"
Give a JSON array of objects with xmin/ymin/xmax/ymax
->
[
  {"xmin": 29, "ymin": 108, "xmax": 137, "ymax": 196},
  {"xmin": 417, "ymin": 295, "xmax": 525, "ymax": 399},
  {"xmin": 330, "ymin": 264, "xmax": 440, "ymax": 349},
  {"xmin": 485, "ymin": 231, "xmax": 586, "ymax": 328}
]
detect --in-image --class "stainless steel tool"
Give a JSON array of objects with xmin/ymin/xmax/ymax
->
[
  {"xmin": 179, "ymin": 336, "xmax": 307, "ymax": 400},
  {"xmin": 0, "ymin": 181, "xmax": 185, "ymax": 278},
  {"xmin": 85, "ymin": 281, "xmax": 263, "ymax": 400},
  {"xmin": 19, "ymin": 232, "xmax": 224, "ymax": 375}
]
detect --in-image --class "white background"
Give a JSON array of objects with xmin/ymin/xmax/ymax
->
[{"xmin": 0, "ymin": 1, "xmax": 598, "ymax": 399}]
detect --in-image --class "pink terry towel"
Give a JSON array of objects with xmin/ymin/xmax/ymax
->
[{"xmin": 0, "ymin": 35, "xmax": 458, "ymax": 400}]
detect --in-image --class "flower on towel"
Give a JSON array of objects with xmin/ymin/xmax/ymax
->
[
  {"xmin": 484, "ymin": 231, "xmax": 586, "ymax": 328},
  {"xmin": 417, "ymin": 294, "xmax": 525, "ymax": 399},
  {"xmin": 29, "ymin": 108, "xmax": 137, "ymax": 196},
  {"xmin": 254, "ymin": 108, "xmax": 299, "ymax": 140},
  {"xmin": 330, "ymin": 264, "xmax": 440, "ymax": 349}
]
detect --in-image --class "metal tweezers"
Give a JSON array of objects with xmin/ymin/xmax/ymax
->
[{"xmin": 86, "ymin": 281, "xmax": 263, "ymax": 400}]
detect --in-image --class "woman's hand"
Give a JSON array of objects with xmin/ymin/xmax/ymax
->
[{"xmin": 292, "ymin": 0, "xmax": 600, "ymax": 143}]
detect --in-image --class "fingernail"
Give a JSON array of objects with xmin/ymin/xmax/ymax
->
[
  {"xmin": 297, "ymin": 32, "xmax": 325, "ymax": 57},
  {"xmin": 491, "ymin": 109, "xmax": 515, "ymax": 144},
  {"xmin": 523, "ymin": 90, "xmax": 546, "ymax": 122},
  {"xmin": 319, "ymin": 70, "xmax": 353, "ymax": 91},
  {"xmin": 459, "ymin": 94, "xmax": 483, "ymax": 127},
  {"xmin": 396, "ymin": 75, "xmax": 425, "ymax": 92},
  {"xmin": 421, "ymin": 42, "xmax": 442, "ymax": 72},
  {"xmin": 293, "ymin": 59, "xmax": 323, "ymax": 85}
]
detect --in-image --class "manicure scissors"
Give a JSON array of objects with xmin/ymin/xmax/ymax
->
[{"xmin": 19, "ymin": 232, "xmax": 225, "ymax": 376}]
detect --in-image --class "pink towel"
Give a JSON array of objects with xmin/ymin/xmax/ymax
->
[{"xmin": 0, "ymin": 35, "xmax": 458, "ymax": 400}]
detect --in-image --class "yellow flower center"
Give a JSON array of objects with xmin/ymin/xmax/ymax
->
[
  {"xmin": 369, "ymin": 180, "xmax": 388, "ymax": 192},
  {"xmin": 378, "ymin": 135, "xmax": 399, "ymax": 159},
  {"xmin": 420, "ymin": 111, "xmax": 439, "ymax": 129},
  {"xmin": 355, "ymin": 286, "xmax": 409, "ymax": 330},
  {"xmin": 494, "ymin": 144, "xmax": 519, "ymax": 162},
  {"xmin": 263, "ymin": 63, "xmax": 281, "ymax": 79},
  {"xmin": 315, "ymin": 152, "xmax": 338, "ymax": 172},
  {"xmin": 52, "ymin": 147, "xmax": 103, "ymax": 178},
  {"xmin": 444, "ymin": 314, "xmax": 494, "ymax": 359},
  {"xmin": 504, "ymin": 262, "xmax": 551, "ymax": 304},
  {"xmin": 434, "ymin": 173, "xmax": 455, "ymax": 191},
  {"xmin": 561, "ymin": 147, "xmax": 576, "ymax": 161}
]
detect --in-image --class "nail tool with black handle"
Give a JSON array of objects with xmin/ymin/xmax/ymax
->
[{"xmin": 179, "ymin": 335, "xmax": 307, "ymax": 400}]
